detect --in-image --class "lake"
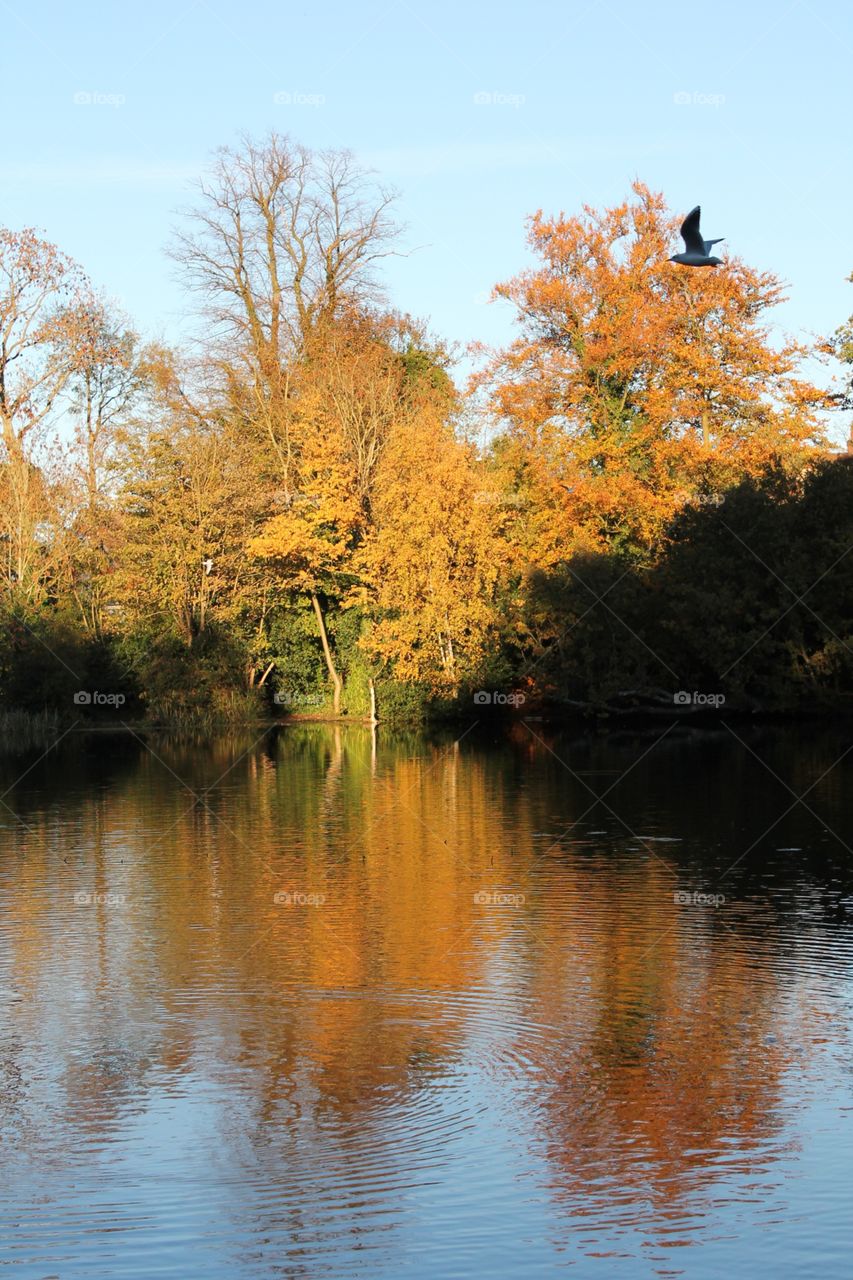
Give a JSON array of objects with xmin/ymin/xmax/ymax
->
[{"xmin": 1, "ymin": 721, "xmax": 852, "ymax": 1278}]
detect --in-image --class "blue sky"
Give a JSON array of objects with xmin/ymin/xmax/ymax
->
[{"xmin": 2, "ymin": 0, "xmax": 851, "ymax": 440}]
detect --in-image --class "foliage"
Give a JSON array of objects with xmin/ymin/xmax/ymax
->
[
  {"xmin": 479, "ymin": 181, "xmax": 827, "ymax": 569},
  {"xmin": 529, "ymin": 461, "xmax": 853, "ymax": 712},
  {"xmin": 0, "ymin": 161, "xmax": 850, "ymax": 725}
]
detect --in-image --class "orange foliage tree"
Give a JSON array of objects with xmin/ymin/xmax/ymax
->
[
  {"xmin": 480, "ymin": 183, "xmax": 828, "ymax": 570},
  {"xmin": 357, "ymin": 410, "xmax": 504, "ymax": 692},
  {"xmin": 248, "ymin": 311, "xmax": 419, "ymax": 712},
  {"xmin": 248, "ymin": 307, "xmax": 502, "ymax": 706}
]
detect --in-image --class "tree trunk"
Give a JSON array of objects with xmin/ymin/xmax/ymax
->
[
  {"xmin": 445, "ymin": 613, "xmax": 455, "ymax": 668},
  {"xmin": 311, "ymin": 591, "xmax": 342, "ymax": 715},
  {"xmin": 86, "ymin": 388, "xmax": 98, "ymax": 507},
  {"xmin": 368, "ymin": 677, "xmax": 378, "ymax": 725}
]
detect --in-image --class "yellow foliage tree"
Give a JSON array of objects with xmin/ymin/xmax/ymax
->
[{"xmin": 357, "ymin": 411, "xmax": 503, "ymax": 692}]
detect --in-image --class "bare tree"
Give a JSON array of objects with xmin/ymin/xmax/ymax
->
[
  {"xmin": 0, "ymin": 228, "xmax": 89, "ymax": 463},
  {"xmin": 171, "ymin": 132, "xmax": 400, "ymax": 496},
  {"xmin": 64, "ymin": 297, "xmax": 145, "ymax": 507}
]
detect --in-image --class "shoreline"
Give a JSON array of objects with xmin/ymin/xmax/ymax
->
[{"xmin": 4, "ymin": 705, "xmax": 853, "ymax": 737}]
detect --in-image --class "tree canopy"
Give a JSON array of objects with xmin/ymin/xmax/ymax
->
[{"xmin": 1, "ymin": 150, "xmax": 850, "ymax": 725}]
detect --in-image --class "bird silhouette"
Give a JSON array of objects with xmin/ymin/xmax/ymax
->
[{"xmin": 669, "ymin": 205, "xmax": 724, "ymax": 267}]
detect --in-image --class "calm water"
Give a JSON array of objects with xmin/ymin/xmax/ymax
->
[{"xmin": 1, "ymin": 721, "xmax": 852, "ymax": 1278}]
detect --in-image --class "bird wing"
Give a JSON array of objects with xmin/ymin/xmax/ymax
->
[
  {"xmin": 680, "ymin": 206, "xmax": 705, "ymax": 255},
  {"xmin": 703, "ymin": 237, "xmax": 724, "ymax": 254}
]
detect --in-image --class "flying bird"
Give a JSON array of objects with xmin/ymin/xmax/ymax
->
[{"xmin": 670, "ymin": 206, "xmax": 724, "ymax": 267}]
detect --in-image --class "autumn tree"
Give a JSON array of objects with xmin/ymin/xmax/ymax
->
[
  {"xmin": 829, "ymin": 269, "xmax": 853, "ymax": 438},
  {"xmin": 171, "ymin": 133, "xmax": 399, "ymax": 501},
  {"xmin": 112, "ymin": 349, "xmax": 264, "ymax": 653},
  {"xmin": 480, "ymin": 183, "xmax": 828, "ymax": 570},
  {"xmin": 246, "ymin": 310, "xmax": 407, "ymax": 713},
  {"xmin": 63, "ymin": 297, "xmax": 144, "ymax": 508},
  {"xmin": 46, "ymin": 299, "xmax": 151, "ymax": 635},
  {"xmin": 248, "ymin": 310, "xmax": 469, "ymax": 712},
  {"xmin": 0, "ymin": 228, "xmax": 89, "ymax": 597},
  {"xmin": 357, "ymin": 407, "xmax": 504, "ymax": 692},
  {"xmin": 248, "ymin": 444, "xmax": 361, "ymax": 715}
]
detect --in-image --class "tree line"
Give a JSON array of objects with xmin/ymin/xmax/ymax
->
[{"xmin": 2, "ymin": 134, "xmax": 852, "ymax": 727}]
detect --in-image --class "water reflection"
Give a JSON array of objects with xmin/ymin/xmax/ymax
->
[{"xmin": 1, "ymin": 723, "xmax": 852, "ymax": 1277}]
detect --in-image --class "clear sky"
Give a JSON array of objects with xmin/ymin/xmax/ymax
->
[{"xmin": 2, "ymin": 0, "xmax": 851, "ymax": 439}]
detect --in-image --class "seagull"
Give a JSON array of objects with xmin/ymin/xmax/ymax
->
[{"xmin": 669, "ymin": 206, "xmax": 725, "ymax": 267}]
